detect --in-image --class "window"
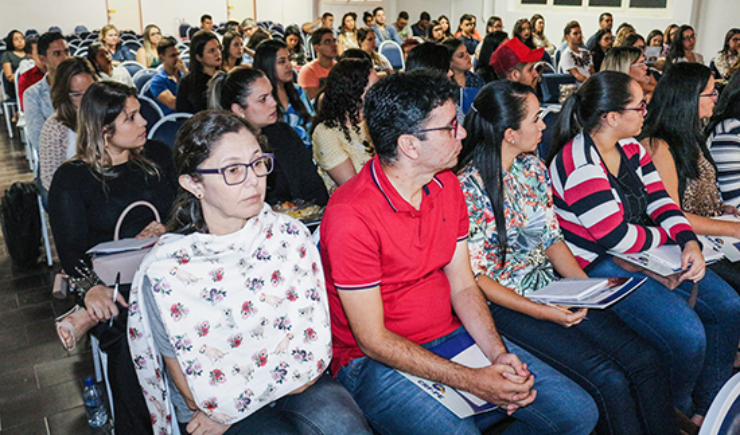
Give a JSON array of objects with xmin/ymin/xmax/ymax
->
[
  {"xmin": 629, "ymin": 0, "xmax": 668, "ymax": 7},
  {"xmin": 589, "ymin": 0, "xmax": 621, "ymax": 6}
]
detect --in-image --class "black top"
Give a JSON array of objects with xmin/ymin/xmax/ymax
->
[
  {"xmin": 411, "ymin": 23, "xmax": 426, "ymax": 37},
  {"xmin": 48, "ymin": 140, "xmax": 178, "ymax": 277},
  {"xmin": 608, "ymin": 146, "xmax": 653, "ymax": 227},
  {"xmin": 176, "ymin": 72, "xmax": 212, "ymax": 114},
  {"xmin": 263, "ymin": 122, "xmax": 329, "ymax": 207}
]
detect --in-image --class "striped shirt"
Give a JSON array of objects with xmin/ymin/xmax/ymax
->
[
  {"xmin": 549, "ymin": 133, "xmax": 697, "ymax": 270},
  {"xmin": 707, "ymin": 118, "xmax": 740, "ymax": 207}
]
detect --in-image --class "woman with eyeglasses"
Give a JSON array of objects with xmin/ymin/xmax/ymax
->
[
  {"xmin": 208, "ymin": 67, "xmax": 328, "ymax": 206},
  {"xmin": 711, "ymin": 29, "xmax": 740, "ymax": 79},
  {"xmin": 602, "ymin": 47, "xmax": 657, "ymax": 102},
  {"xmin": 136, "ymin": 24, "xmax": 163, "ymax": 68},
  {"xmin": 665, "ymin": 25, "xmax": 704, "ymax": 70},
  {"xmin": 48, "ymin": 81, "xmax": 178, "ymax": 435},
  {"xmin": 458, "ymin": 79, "xmax": 678, "ymax": 435},
  {"xmin": 176, "ymin": 30, "xmax": 222, "ymax": 114},
  {"xmin": 587, "ymin": 29, "xmax": 614, "ymax": 72},
  {"xmin": 127, "ymin": 110, "xmax": 372, "ymax": 435},
  {"xmin": 546, "ymin": 71, "xmax": 740, "ymax": 429},
  {"xmin": 640, "ymin": 63, "xmax": 740, "ymax": 297}
]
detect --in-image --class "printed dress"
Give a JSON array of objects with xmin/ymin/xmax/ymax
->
[{"xmin": 460, "ymin": 154, "xmax": 563, "ymax": 295}]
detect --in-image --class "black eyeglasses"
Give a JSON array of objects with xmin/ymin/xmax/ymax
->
[
  {"xmin": 196, "ymin": 154, "xmax": 274, "ymax": 185},
  {"xmin": 700, "ymin": 89, "xmax": 719, "ymax": 100},
  {"xmin": 411, "ymin": 119, "xmax": 459, "ymax": 137}
]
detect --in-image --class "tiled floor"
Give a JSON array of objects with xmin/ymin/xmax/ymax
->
[{"xmin": 0, "ymin": 122, "xmax": 110, "ymax": 434}]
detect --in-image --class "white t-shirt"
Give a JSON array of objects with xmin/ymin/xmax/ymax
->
[{"xmin": 559, "ymin": 47, "xmax": 593, "ymax": 81}]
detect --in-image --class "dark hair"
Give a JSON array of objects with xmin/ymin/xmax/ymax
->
[
  {"xmin": 373, "ymin": 7, "xmax": 384, "ymax": 17},
  {"xmin": 488, "ymin": 16, "xmax": 503, "ymax": 32},
  {"xmin": 476, "ymin": 31, "xmax": 509, "ymax": 83},
  {"xmin": 640, "ymin": 62, "xmax": 713, "ymax": 199},
  {"xmin": 442, "ymin": 38, "xmax": 464, "ymax": 58},
  {"xmin": 357, "ymin": 27, "xmax": 374, "ymax": 44},
  {"xmin": 707, "ymin": 70, "xmax": 740, "ymax": 136},
  {"xmin": 722, "ymin": 28, "xmax": 740, "ymax": 55},
  {"xmin": 563, "ymin": 21, "xmax": 580, "ymax": 38},
  {"xmin": 513, "ymin": 18, "xmax": 534, "ymax": 49},
  {"xmin": 338, "ymin": 49, "xmax": 372, "ymax": 63},
  {"xmin": 588, "ymin": 29, "xmax": 612, "ymax": 51},
  {"xmin": 647, "ymin": 29, "xmax": 663, "ymax": 45},
  {"xmin": 599, "ymin": 12, "xmax": 613, "ymax": 22},
  {"xmin": 157, "ymin": 36, "xmax": 178, "ymax": 57},
  {"xmin": 398, "ymin": 11, "xmax": 409, "ymax": 20},
  {"xmin": 623, "ymin": 33, "xmax": 645, "ymax": 48},
  {"xmin": 438, "ymin": 15, "xmax": 454, "ymax": 39},
  {"xmin": 530, "ymin": 14, "xmax": 544, "ymax": 36},
  {"xmin": 38, "ymin": 31, "xmax": 65, "ymax": 56},
  {"xmin": 284, "ymin": 25, "xmax": 304, "ymax": 51},
  {"xmin": 170, "ymin": 110, "xmax": 255, "ymax": 234},
  {"xmin": 86, "ymin": 42, "xmax": 108, "ymax": 73},
  {"xmin": 427, "ymin": 20, "xmax": 442, "ymax": 42},
  {"xmin": 221, "ymin": 31, "xmax": 243, "ymax": 67},
  {"xmin": 312, "ymin": 58, "xmax": 373, "ymax": 141},
  {"xmin": 420, "ymin": 12, "xmax": 431, "ymax": 21},
  {"xmin": 190, "ymin": 30, "xmax": 220, "ymax": 81},
  {"xmin": 364, "ymin": 69, "xmax": 457, "ymax": 163},
  {"xmin": 224, "ymin": 21, "xmax": 240, "ymax": 34},
  {"xmin": 340, "ymin": 12, "xmax": 358, "ymax": 33},
  {"xmin": 546, "ymin": 71, "xmax": 634, "ymax": 165},
  {"xmin": 253, "ymin": 39, "xmax": 310, "ymax": 124},
  {"xmin": 247, "ymin": 28, "xmax": 271, "ymax": 50},
  {"xmin": 52, "ymin": 57, "xmax": 98, "ymax": 130},
  {"xmin": 363, "ymin": 12, "xmax": 373, "ymax": 25},
  {"xmin": 200, "ymin": 14, "xmax": 212, "ymax": 24},
  {"xmin": 406, "ymin": 42, "xmax": 450, "ymax": 74},
  {"xmin": 457, "ymin": 81, "xmax": 534, "ymax": 265},
  {"xmin": 311, "ymin": 27, "xmax": 334, "ymax": 46},
  {"xmin": 5, "ymin": 30, "xmax": 24, "ymax": 51},
  {"xmin": 25, "ymin": 35, "xmax": 38, "ymax": 55},
  {"xmin": 207, "ymin": 67, "xmax": 266, "ymax": 114},
  {"xmin": 666, "ymin": 25, "xmax": 694, "ymax": 69},
  {"xmin": 457, "ymin": 14, "xmax": 475, "ymax": 34},
  {"xmin": 322, "ymin": 12, "xmax": 334, "ymax": 20}
]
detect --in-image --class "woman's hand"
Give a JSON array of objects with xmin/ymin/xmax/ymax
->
[
  {"xmin": 135, "ymin": 221, "xmax": 166, "ymax": 239},
  {"xmin": 539, "ymin": 304, "xmax": 588, "ymax": 328},
  {"xmin": 613, "ymin": 256, "xmax": 683, "ymax": 290},
  {"xmin": 723, "ymin": 205, "xmax": 740, "ymax": 217},
  {"xmin": 186, "ymin": 411, "xmax": 231, "ymax": 435},
  {"xmin": 84, "ymin": 285, "xmax": 128, "ymax": 322},
  {"xmin": 680, "ymin": 240, "xmax": 705, "ymax": 283}
]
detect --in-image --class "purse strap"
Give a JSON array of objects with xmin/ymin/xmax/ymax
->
[{"xmin": 114, "ymin": 201, "xmax": 161, "ymax": 241}]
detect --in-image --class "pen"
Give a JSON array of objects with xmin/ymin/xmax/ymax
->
[{"xmin": 109, "ymin": 272, "xmax": 120, "ymax": 327}]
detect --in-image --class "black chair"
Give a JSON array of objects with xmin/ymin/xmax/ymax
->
[
  {"xmin": 137, "ymin": 95, "xmax": 164, "ymax": 134},
  {"xmin": 539, "ymin": 73, "xmax": 577, "ymax": 104},
  {"xmin": 538, "ymin": 107, "xmax": 561, "ymax": 160},
  {"xmin": 147, "ymin": 113, "xmax": 192, "ymax": 148}
]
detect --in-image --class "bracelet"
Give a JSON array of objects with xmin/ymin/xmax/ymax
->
[{"xmin": 70, "ymin": 264, "xmax": 104, "ymax": 299}]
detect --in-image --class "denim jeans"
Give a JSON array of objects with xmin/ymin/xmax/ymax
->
[
  {"xmin": 336, "ymin": 330, "xmax": 598, "ymax": 435},
  {"xmin": 491, "ymin": 304, "xmax": 677, "ymax": 435},
  {"xmin": 589, "ymin": 257, "xmax": 740, "ymax": 415},
  {"xmin": 224, "ymin": 374, "xmax": 372, "ymax": 434}
]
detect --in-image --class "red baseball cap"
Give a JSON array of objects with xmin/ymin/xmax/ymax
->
[{"xmin": 489, "ymin": 38, "xmax": 544, "ymax": 75}]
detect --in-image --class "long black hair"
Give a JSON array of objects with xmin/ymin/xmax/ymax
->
[
  {"xmin": 513, "ymin": 18, "xmax": 534, "ymax": 49},
  {"xmin": 665, "ymin": 25, "xmax": 694, "ymax": 70},
  {"xmin": 640, "ymin": 62, "xmax": 713, "ymax": 199},
  {"xmin": 221, "ymin": 31, "xmax": 243, "ymax": 68},
  {"xmin": 546, "ymin": 71, "xmax": 634, "ymax": 166},
  {"xmin": 253, "ymin": 39, "xmax": 311, "ymax": 124},
  {"xmin": 722, "ymin": 28, "xmax": 740, "ymax": 55},
  {"xmin": 476, "ymin": 31, "xmax": 509, "ymax": 83},
  {"xmin": 190, "ymin": 30, "xmax": 220, "ymax": 82},
  {"xmin": 458, "ymin": 81, "xmax": 534, "ymax": 265},
  {"xmin": 706, "ymin": 70, "xmax": 740, "ymax": 136}
]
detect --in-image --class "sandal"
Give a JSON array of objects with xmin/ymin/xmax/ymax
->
[{"xmin": 55, "ymin": 305, "xmax": 96, "ymax": 351}]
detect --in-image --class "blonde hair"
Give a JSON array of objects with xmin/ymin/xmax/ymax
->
[
  {"xmin": 99, "ymin": 25, "xmax": 119, "ymax": 45},
  {"xmin": 602, "ymin": 46, "xmax": 642, "ymax": 74},
  {"xmin": 141, "ymin": 24, "xmax": 160, "ymax": 67}
]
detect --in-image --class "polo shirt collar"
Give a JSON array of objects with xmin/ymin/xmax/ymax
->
[{"xmin": 369, "ymin": 155, "xmax": 446, "ymax": 214}]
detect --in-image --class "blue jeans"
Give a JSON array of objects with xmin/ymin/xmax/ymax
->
[
  {"xmin": 589, "ymin": 257, "xmax": 740, "ymax": 415},
  {"xmin": 224, "ymin": 374, "xmax": 372, "ymax": 434},
  {"xmin": 491, "ymin": 304, "xmax": 677, "ymax": 435},
  {"xmin": 336, "ymin": 330, "xmax": 598, "ymax": 435}
]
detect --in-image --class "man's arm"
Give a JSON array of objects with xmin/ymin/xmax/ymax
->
[
  {"xmin": 156, "ymin": 89, "xmax": 177, "ymax": 110},
  {"xmin": 302, "ymin": 18, "xmax": 321, "ymax": 34},
  {"xmin": 567, "ymin": 67, "xmax": 589, "ymax": 83}
]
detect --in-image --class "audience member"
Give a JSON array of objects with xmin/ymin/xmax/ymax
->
[
  {"xmin": 208, "ymin": 68, "xmax": 328, "ymax": 206},
  {"xmin": 298, "ymin": 28, "xmax": 337, "ymax": 100},
  {"xmin": 302, "ymin": 12, "xmax": 335, "ymax": 35},
  {"xmin": 588, "ymin": 29, "xmax": 614, "ymax": 71},
  {"xmin": 490, "ymin": 37, "xmax": 543, "ymax": 88},
  {"xmin": 476, "ymin": 31, "xmax": 510, "ymax": 83},
  {"xmin": 587, "ymin": 12, "xmax": 613, "ymax": 48},
  {"xmin": 371, "ymin": 7, "xmax": 403, "ymax": 46},
  {"xmin": 663, "ymin": 23, "xmax": 679, "ymax": 56},
  {"xmin": 200, "ymin": 14, "xmax": 214, "ymax": 32},
  {"xmin": 16, "ymin": 35, "xmax": 43, "ymax": 110},
  {"xmin": 486, "ymin": 16, "xmax": 504, "ymax": 34},
  {"xmin": 622, "ymin": 33, "xmax": 646, "ymax": 49},
  {"xmin": 443, "ymin": 39, "xmax": 484, "ymax": 89},
  {"xmin": 221, "ymin": 31, "xmax": 243, "ymax": 72},
  {"xmin": 614, "ymin": 23, "xmax": 636, "ymax": 47},
  {"xmin": 712, "ymin": 28, "xmax": 740, "ymax": 78},
  {"xmin": 427, "ymin": 20, "xmax": 445, "ymax": 43},
  {"xmin": 222, "ymin": 20, "xmax": 240, "ymax": 35},
  {"xmin": 99, "ymin": 24, "xmax": 135, "ymax": 65},
  {"xmin": 457, "ymin": 14, "xmax": 482, "ymax": 55},
  {"xmin": 602, "ymin": 46, "xmax": 656, "ymax": 100},
  {"xmin": 87, "ymin": 42, "xmax": 134, "ymax": 87},
  {"xmin": 358, "ymin": 27, "xmax": 393, "ymax": 77},
  {"xmin": 127, "ymin": 109, "xmax": 372, "ymax": 435},
  {"xmin": 312, "ymin": 58, "xmax": 377, "ymax": 189},
  {"xmin": 513, "ymin": 18, "xmax": 535, "ymax": 49},
  {"xmin": 412, "ymin": 12, "xmax": 431, "ymax": 37},
  {"xmin": 240, "ymin": 18, "xmax": 258, "ymax": 42},
  {"xmin": 405, "ymin": 42, "xmax": 450, "ymax": 75},
  {"xmin": 254, "ymin": 39, "xmax": 315, "ymax": 149},
  {"xmin": 337, "ymin": 12, "xmax": 359, "ymax": 55},
  {"xmin": 136, "ymin": 24, "xmax": 162, "ymax": 68},
  {"xmin": 395, "ymin": 11, "xmax": 410, "ymax": 40},
  {"xmin": 531, "ymin": 14, "xmax": 554, "ymax": 54},
  {"xmin": 2, "ymin": 30, "xmax": 27, "ymax": 98},
  {"xmin": 666, "ymin": 25, "xmax": 704, "ymax": 69},
  {"xmin": 321, "ymin": 69, "xmax": 598, "ymax": 435},
  {"xmin": 546, "ymin": 71, "xmax": 740, "ymax": 426},
  {"xmin": 438, "ymin": 15, "xmax": 454, "ymax": 40},
  {"xmin": 362, "ymin": 11, "xmax": 374, "ymax": 28},
  {"xmin": 457, "ymin": 79, "xmax": 679, "ymax": 435},
  {"xmin": 49, "ymin": 81, "xmax": 177, "ymax": 435},
  {"xmin": 707, "ymin": 70, "xmax": 740, "ymax": 206},
  {"xmin": 559, "ymin": 21, "xmax": 594, "ymax": 82},
  {"xmin": 284, "ymin": 25, "xmax": 306, "ymax": 66},
  {"xmin": 401, "ymin": 38, "xmax": 420, "ymax": 58},
  {"xmin": 243, "ymin": 27, "xmax": 271, "ymax": 64},
  {"xmin": 38, "ymin": 57, "xmax": 96, "ymax": 191},
  {"xmin": 150, "ymin": 36, "xmax": 187, "ymax": 115},
  {"xmin": 176, "ymin": 30, "xmax": 221, "ymax": 114},
  {"xmin": 25, "ymin": 31, "xmax": 70, "ymax": 147},
  {"xmin": 647, "ymin": 29, "xmax": 664, "ymax": 47}
]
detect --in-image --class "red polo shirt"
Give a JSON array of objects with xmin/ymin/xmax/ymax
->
[
  {"xmin": 17, "ymin": 66, "xmax": 44, "ymax": 111},
  {"xmin": 321, "ymin": 155, "xmax": 467, "ymax": 374}
]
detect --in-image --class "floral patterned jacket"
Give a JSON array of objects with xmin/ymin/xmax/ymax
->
[{"xmin": 459, "ymin": 154, "xmax": 563, "ymax": 296}]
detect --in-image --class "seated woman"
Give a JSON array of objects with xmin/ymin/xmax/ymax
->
[
  {"xmin": 426, "ymin": 20, "xmax": 445, "ymax": 44},
  {"xmin": 711, "ymin": 29, "xmax": 740, "ymax": 79},
  {"xmin": 531, "ymin": 14, "xmax": 555, "ymax": 55},
  {"xmin": 49, "ymin": 81, "xmax": 178, "ymax": 435},
  {"xmin": 176, "ymin": 30, "xmax": 221, "ymax": 114},
  {"xmin": 546, "ymin": 71, "xmax": 740, "ymax": 426},
  {"xmin": 127, "ymin": 110, "xmax": 372, "ymax": 435},
  {"xmin": 443, "ymin": 39, "xmax": 485, "ymax": 89},
  {"xmin": 337, "ymin": 13, "xmax": 359, "ymax": 56},
  {"xmin": 587, "ymin": 29, "xmax": 613, "ymax": 72},
  {"xmin": 39, "ymin": 57, "xmax": 97, "ymax": 191},
  {"xmin": 665, "ymin": 25, "xmax": 704, "ymax": 70},
  {"xmin": 475, "ymin": 31, "xmax": 510, "ymax": 84},
  {"xmin": 357, "ymin": 27, "xmax": 393, "ymax": 78},
  {"xmin": 208, "ymin": 68, "xmax": 328, "ymax": 206},
  {"xmin": 136, "ymin": 24, "xmax": 162, "ymax": 68},
  {"xmin": 458, "ymin": 79, "xmax": 677, "ymax": 435},
  {"xmin": 602, "ymin": 47, "xmax": 657, "ymax": 102},
  {"xmin": 253, "ymin": 40, "xmax": 314, "ymax": 150},
  {"xmin": 1, "ymin": 30, "xmax": 27, "ymax": 99},
  {"xmin": 99, "ymin": 24, "xmax": 135, "ymax": 66},
  {"xmin": 284, "ymin": 25, "xmax": 307, "ymax": 66},
  {"xmin": 87, "ymin": 42, "xmax": 134, "ymax": 87},
  {"xmin": 641, "ymin": 63, "xmax": 740, "ymax": 294},
  {"xmin": 707, "ymin": 70, "xmax": 740, "ymax": 207},
  {"xmin": 312, "ymin": 59, "xmax": 377, "ymax": 189},
  {"xmin": 221, "ymin": 31, "xmax": 243, "ymax": 72}
]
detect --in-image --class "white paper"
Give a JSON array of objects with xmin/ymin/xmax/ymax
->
[{"xmin": 86, "ymin": 237, "xmax": 158, "ymax": 254}]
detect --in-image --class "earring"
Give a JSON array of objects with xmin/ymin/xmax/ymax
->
[{"xmin": 104, "ymin": 136, "xmax": 109, "ymax": 148}]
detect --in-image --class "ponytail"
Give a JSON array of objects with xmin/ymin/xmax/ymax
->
[
  {"xmin": 205, "ymin": 67, "xmax": 266, "ymax": 113},
  {"xmin": 207, "ymin": 71, "xmax": 229, "ymax": 109}
]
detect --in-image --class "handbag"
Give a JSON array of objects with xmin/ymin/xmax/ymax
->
[{"xmin": 91, "ymin": 200, "xmax": 161, "ymax": 286}]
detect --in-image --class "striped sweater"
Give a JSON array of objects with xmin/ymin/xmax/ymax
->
[
  {"xmin": 707, "ymin": 118, "xmax": 740, "ymax": 208},
  {"xmin": 549, "ymin": 133, "xmax": 697, "ymax": 270}
]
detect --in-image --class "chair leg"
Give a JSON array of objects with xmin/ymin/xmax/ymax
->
[
  {"xmin": 37, "ymin": 195, "xmax": 53, "ymax": 266},
  {"xmin": 2, "ymin": 103, "xmax": 13, "ymax": 138}
]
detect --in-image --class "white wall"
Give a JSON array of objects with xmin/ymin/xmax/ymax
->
[
  {"xmin": 0, "ymin": 0, "xmax": 106, "ymax": 36},
  {"xmin": 695, "ymin": 0, "xmax": 740, "ymax": 62}
]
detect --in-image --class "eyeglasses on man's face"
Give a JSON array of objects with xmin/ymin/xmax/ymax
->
[
  {"xmin": 196, "ymin": 154, "xmax": 274, "ymax": 186},
  {"xmin": 410, "ymin": 118, "xmax": 459, "ymax": 137}
]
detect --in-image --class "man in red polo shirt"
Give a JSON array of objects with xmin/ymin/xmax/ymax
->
[{"xmin": 320, "ymin": 70, "xmax": 596, "ymax": 434}]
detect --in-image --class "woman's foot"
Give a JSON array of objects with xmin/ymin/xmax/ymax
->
[{"xmin": 55, "ymin": 306, "xmax": 96, "ymax": 351}]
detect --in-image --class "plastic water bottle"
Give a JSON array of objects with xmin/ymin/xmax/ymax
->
[{"xmin": 82, "ymin": 377, "xmax": 108, "ymax": 427}]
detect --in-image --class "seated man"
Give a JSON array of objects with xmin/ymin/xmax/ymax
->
[
  {"xmin": 149, "ymin": 36, "xmax": 187, "ymax": 115},
  {"xmin": 302, "ymin": 12, "xmax": 335, "ymax": 35},
  {"xmin": 372, "ymin": 7, "xmax": 403, "ymax": 46},
  {"xmin": 411, "ymin": 12, "xmax": 431, "ymax": 38},
  {"xmin": 559, "ymin": 21, "xmax": 594, "ymax": 83},
  {"xmin": 17, "ymin": 35, "xmax": 44, "ymax": 111},
  {"xmin": 490, "ymin": 38, "xmax": 544, "ymax": 89},
  {"xmin": 297, "ymin": 28, "xmax": 337, "ymax": 100},
  {"xmin": 320, "ymin": 70, "xmax": 598, "ymax": 435}
]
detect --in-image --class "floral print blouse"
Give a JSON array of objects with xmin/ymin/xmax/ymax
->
[{"xmin": 460, "ymin": 154, "xmax": 563, "ymax": 296}]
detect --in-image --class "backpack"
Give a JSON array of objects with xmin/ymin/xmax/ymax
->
[{"xmin": 0, "ymin": 182, "xmax": 41, "ymax": 267}]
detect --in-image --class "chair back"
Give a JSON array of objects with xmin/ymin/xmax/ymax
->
[
  {"xmin": 121, "ymin": 61, "xmax": 145, "ymax": 78},
  {"xmin": 147, "ymin": 113, "xmax": 193, "ymax": 147},
  {"xmin": 459, "ymin": 87, "xmax": 480, "ymax": 116},
  {"xmin": 379, "ymin": 41, "xmax": 404, "ymax": 70},
  {"xmin": 14, "ymin": 59, "xmax": 36, "ymax": 108},
  {"xmin": 538, "ymin": 105, "xmax": 562, "ymax": 159},
  {"xmin": 137, "ymin": 95, "xmax": 164, "ymax": 134},
  {"xmin": 179, "ymin": 24, "xmax": 191, "ymax": 40},
  {"xmin": 122, "ymin": 40, "xmax": 142, "ymax": 52},
  {"xmin": 132, "ymin": 69, "xmax": 157, "ymax": 94},
  {"xmin": 699, "ymin": 372, "xmax": 740, "ymax": 435},
  {"xmin": 539, "ymin": 73, "xmax": 577, "ymax": 104}
]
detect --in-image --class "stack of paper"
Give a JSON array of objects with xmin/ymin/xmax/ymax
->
[{"xmin": 529, "ymin": 277, "xmax": 645, "ymax": 308}]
